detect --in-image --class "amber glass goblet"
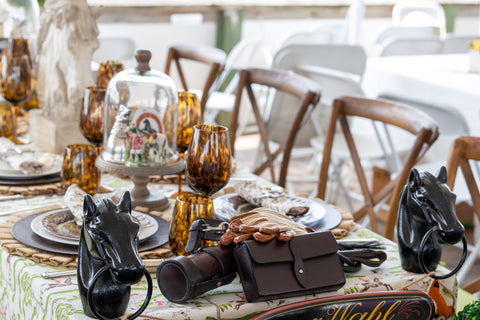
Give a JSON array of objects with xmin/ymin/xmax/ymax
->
[
  {"xmin": 61, "ymin": 144, "xmax": 100, "ymax": 195},
  {"xmin": 185, "ymin": 125, "xmax": 232, "ymax": 198},
  {"xmin": 169, "ymin": 193, "xmax": 215, "ymax": 256},
  {"xmin": 175, "ymin": 91, "xmax": 201, "ymax": 195},
  {"xmin": 80, "ymin": 86, "xmax": 106, "ymax": 155},
  {"xmin": 0, "ymin": 99, "xmax": 16, "ymax": 141},
  {"xmin": 96, "ymin": 60, "xmax": 124, "ymax": 87},
  {"xmin": 4, "ymin": 38, "xmax": 38, "ymax": 112},
  {"xmin": 0, "ymin": 54, "xmax": 32, "ymax": 113}
]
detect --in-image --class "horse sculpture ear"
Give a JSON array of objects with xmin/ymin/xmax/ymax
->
[
  {"xmin": 436, "ymin": 166, "xmax": 448, "ymax": 184},
  {"xmin": 408, "ymin": 168, "xmax": 422, "ymax": 190},
  {"xmin": 118, "ymin": 191, "xmax": 132, "ymax": 214},
  {"xmin": 83, "ymin": 194, "xmax": 96, "ymax": 222}
]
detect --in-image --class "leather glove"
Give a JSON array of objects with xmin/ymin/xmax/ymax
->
[{"xmin": 219, "ymin": 207, "xmax": 313, "ymax": 245}]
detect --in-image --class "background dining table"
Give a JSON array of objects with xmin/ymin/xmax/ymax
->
[
  {"xmin": 363, "ymin": 53, "xmax": 480, "ymax": 136},
  {"xmin": 0, "ymin": 168, "xmax": 459, "ymax": 320}
]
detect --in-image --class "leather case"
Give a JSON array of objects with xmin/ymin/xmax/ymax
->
[
  {"xmin": 234, "ymin": 231, "xmax": 346, "ymax": 302},
  {"xmin": 157, "ymin": 245, "xmax": 236, "ymax": 303}
]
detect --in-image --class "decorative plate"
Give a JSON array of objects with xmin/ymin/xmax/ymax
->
[
  {"xmin": 0, "ymin": 151, "xmax": 63, "ymax": 180},
  {"xmin": 12, "ymin": 212, "xmax": 169, "ymax": 255},
  {"xmin": 213, "ymin": 193, "xmax": 336, "ymax": 229},
  {"xmin": 31, "ymin": 208, "xmax": 159, "ymax": 246}
]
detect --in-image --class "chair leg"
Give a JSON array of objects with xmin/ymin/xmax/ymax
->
[
  {"xmin": 457, "ymin": 241, "xmax": 480, "ymax": 286},
  {"xmin": 463, "ymin": 277, "xmax": 480, "ymax": 296}
]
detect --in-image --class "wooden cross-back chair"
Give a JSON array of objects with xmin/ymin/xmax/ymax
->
[
  {"xmin": 229, "ymin": 68, "xmax": 321, "ymax": 188},
  {"xmin": 446, "ymin": 136, "xmax": 480, "ymax": 291},
  {"xmin": 316, "ymin": 96, "xmax": 439, "ymax": 239},
  {"xmin": 164, "ymin": 44, "xmax": 227, "ymax": 118}
]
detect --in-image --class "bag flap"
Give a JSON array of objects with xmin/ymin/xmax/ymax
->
[{"xmin": 243, "ymin": 231, "xmax": 338, "ymax": 264}]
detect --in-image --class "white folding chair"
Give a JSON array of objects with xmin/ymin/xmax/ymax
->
[
  {"xmin": 372, "ymin": 26, "xmax": 440, "ymax": 55},
  {"xmin": 192, "ymin": 38, "xmax": 271, "ymax": 125},
  {"xmin": 279, "ymin": 31, "xmax": 338, "ymax": 49},
  {"xmin": 270, "ymin": 44, "xmax": 367, "ymax": 148},
  {"xmin": 392, "ymin": 1, "xmax": 447, "ymax": 38},
  {"xmin": 376, "ymin": 37, "xmax": 443, "ymax": 56}
]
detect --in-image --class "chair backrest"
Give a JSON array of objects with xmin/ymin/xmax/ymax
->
[
  {"xmin": 280, "ymin": 31, "xmax": 337, "ymax": 48},
  {"xmin": 229, "ymin": 67, "xmax": 321, "ymax": 187},
  {"xmin": 442, "ymin": 34, "xmax": 479, "ymax": 54},
  {"xmin": 446, "ymin": 136, "xmax": 480, "ymax": 229},
  {"xmin": 164, "ymin": 44, "xmax": 227, "ymax": 117},
  {"xmin": 213, "ymin": 38, "xmax": 270, "ymax": 94},
  {"xmin": 374, "ymin": 26, "xmax": 440, "ymax": 47},
  {"xmin": 316, "ymin": 96, "xmax": 439, "ymax": 239},
  {"xmin": 376, "ymin": 37, "xmax": 443, "ymax": 56},
  {"xmin": 270, "ymin": 44, "xmax": 366, "ymax": 147},
  {"xmin": 392, "ymin": 1, "xmax": 447, "ymax": 37},
  {"xmin": 446, "ymin": 136, "xmax": 480, "ymax": 289},
  {"xmin": 378, "ymin": 94, "xmax": 469, "ymax": 137},
  {"xmin": 273, "ymin": 44, "xmax": 367, "ymax": 80}
]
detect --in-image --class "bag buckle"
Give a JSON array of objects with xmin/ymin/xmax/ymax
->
[{"xmin": 185, "ymin": 218, "xmax": 228, "ymax": 253}]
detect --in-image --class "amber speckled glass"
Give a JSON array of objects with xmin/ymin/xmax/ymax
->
[
  {"xmin": 176, "ymin": 91, "xmax": 201, "ymax": 155},
  {"xmin": 0, "ymin": 55, "xmax": 32, "ymax": 106},
  {"xmin": 96, "ymin": 60, "xmax": 124, "ymax": 87},
  {"xmin": 5, "ymin": 38, "xmax": 31, "ymax": 59},
  {"xmin": 61, "ymin": 144, "xmax": 100, "ymax": 195},
  {"xmin": 185, "ymin": 125, "xmax": 232, "ymax": 197},
  {"xmin": 5, "ymin": 38, "xmax": 39, "ymax": 112},
  {"xmin": 80, "ymin": 86, "xmax": 106, "ymax": 154},
  {"xmin": 0, "ymin": 100, "xmax": 16, "ymax": 141},
  {"xmin": 169, "ymin": 193, "xmax": 215, "ymax": 256}
]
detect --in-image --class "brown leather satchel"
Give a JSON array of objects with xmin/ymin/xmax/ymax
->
[{"xmin": 234, "ymin": 231, "xmax": 346, "ymax": 302}]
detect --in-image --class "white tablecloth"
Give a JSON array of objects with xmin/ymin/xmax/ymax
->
[{"xmin": 363, "ymin": 54, "xmax": 480, "ymax": 136}]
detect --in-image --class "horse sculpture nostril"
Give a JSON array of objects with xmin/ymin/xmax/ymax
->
[
  {"xmin": 114, "ymin": 266, "xmax": 145, "ymax": 285},
  {"xmin": 438, "ymin": 229, "xmax": 464, "ymax": 244}
]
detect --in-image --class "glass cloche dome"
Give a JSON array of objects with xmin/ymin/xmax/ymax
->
[{"xmin": 102, "ymin": 49, "xmax": 178, "ymax": 167}]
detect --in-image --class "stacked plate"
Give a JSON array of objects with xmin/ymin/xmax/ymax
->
[
  {"xmin": 0, "ymin": 151, "xmax": 63, "ymax": 185},
  {"xmin": 30, "ymin": 208, "xmax": 159, "ymax": 247},
  {"xmin": 11, "ymin": 206, "xmax": 169, "ymax": 255},
  {"xmin": 213, "ymin": 193, "xmax": 343, "ymax": 231}
]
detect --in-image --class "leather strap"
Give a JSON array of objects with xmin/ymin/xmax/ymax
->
[
  {"xmin": 185, "ymin": 218, "xmax": 228, "ymax": 253},
  {"xmin": 289, "ymin": 237, "xmax": 307, "ymax": 287},
  {"xmin": 338, "ymin": 249, "xmax": 387, "ymax": 273}
]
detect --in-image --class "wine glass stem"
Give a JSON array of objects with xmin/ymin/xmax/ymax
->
[
  {"xmin": 178, "ymin": 172, "xmax": 183, "ymax": 193},
  {"xmin": 95, "ymin": 145, "xmax": 102, "ymax": 157}
]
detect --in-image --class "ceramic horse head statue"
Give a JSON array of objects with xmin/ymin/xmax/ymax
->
[
  {"xmin": 397, "ymin": 166, "xmax": 467, "ymax": 279},
  {"xmin": 77, "ymin": 191, "xmax": 152, "ymax": 320},
  {"xmin": 36, "ymin": 0, "xmax": 100, "ymax": 122}
]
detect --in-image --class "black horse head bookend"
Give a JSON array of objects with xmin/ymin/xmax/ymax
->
[
  {"xmin": 397, "ymin": 166, "xmax": 468, "ymax": 279},
  {"xmin": 77, "ymin": 191, "xmax": 152, "ymax": 320}
]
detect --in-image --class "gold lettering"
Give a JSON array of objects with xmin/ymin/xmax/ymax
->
[
  {"xmin": 365, "ymin": 301, "xmax": 386, "ymax": 320},
  {"xmin": 382, "ymin": 300, "xmax": 401, "ymax": 320},
  {"xmin": 347, "ymin": 303, "xmax": 369, "ymax": 320},
  {"xmin": 339, "ymin": 303, "xmax": 359, "ymax": 320},
  {"xmin": 326, "ymin": 304, "xmax": 342, "ymax": 319}
]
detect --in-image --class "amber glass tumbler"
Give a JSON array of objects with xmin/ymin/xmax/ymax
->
[
  {"xmin": 61, "ymin": 144, "xmax": 100, "ymax": 195},
  {"xmin": 169, "ymin": 193, "xmax": 215, "ymax": 256}
]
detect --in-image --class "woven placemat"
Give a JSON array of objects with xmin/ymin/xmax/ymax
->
[
  {"xmin": 0, "ymin": 206, "xmax": 174, "ymax": 268},
  {"xmin": 0, "ymin": 182, "xmax": 62, "ymax": 196}
]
